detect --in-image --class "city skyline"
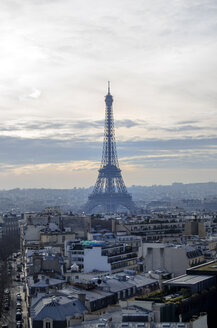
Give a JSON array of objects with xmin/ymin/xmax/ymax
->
[{"xmin": 1, "ymin": 0, "xmax": 217, "ymax": 188}]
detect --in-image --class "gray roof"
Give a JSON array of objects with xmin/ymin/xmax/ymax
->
[
  {"xmin": 100, "ymin": 275, "xmax": 157, "ymax": 293},
  {"xmin": 131, "ymin": 275, "xmax": 158, "ymax": 289},
  {"xmin": 28, "ymin": 275, "xmax": 66, "ymax": 288},
  {"xmin": 102, "ymin": 278, "xmax": 134, "ymax": 293},
  {"xmin": 31, "ymin": 295, "xmax": 86, "ymax": 321},
  {"xmin": 163, "ymin": 274, "xmax": 214, "ymax": 286},
  {"xmin": 61, "ymin": 286, "xmax": 113, "ymax": 302}
]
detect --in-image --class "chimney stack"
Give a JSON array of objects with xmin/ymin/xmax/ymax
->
[{"xmin": 78, "ymin": 293, "xmax": 86, "ymax": 305}]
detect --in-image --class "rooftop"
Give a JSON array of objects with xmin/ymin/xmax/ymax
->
[
  {"xmin": 30, "ymin": 295, "xmax": 86, "ymax": 320},
  {"xmin": 28, "ymin": 274, "xmax": 66, "ymax": 288},
  {"xmin": 163, "ymin": 274, "xmax": 213, "ymax": 287},
  {"xmin": 192, "ymin": 261, "xmax": 217, "ymax": 272},
  {"xmin": 60, "ymin": 285, "xmax": 113, "ymax": 302}
]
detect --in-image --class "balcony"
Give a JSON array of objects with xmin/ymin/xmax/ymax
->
[
  {"xmin": 108, "ymin": 252, "xmax": 137, "ymax": 264},
  {"xmin": 102, "ymin": 247, "xmax": 137, "ymax": 257}
]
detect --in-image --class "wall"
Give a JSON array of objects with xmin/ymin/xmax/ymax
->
[
  {"xmin": 190, "ymin": 314, "xmax": 208, "ymax": 328},
  {"xmin": 40, "ymin": 232, "xmax": 75, "ymax": 245},
  {"xmin": 62, "ymin": 216, "xmax": 91, "ymax": 239},
  {"xmin": 83, "ymin": 247, "xmax": 111, "ymax": 273},
  {"xmin": 26, "ymin": 214, "xmax": 60, "ymax": 226},
  {"xmin": 24, "ymin": 225, "xmax": 44, "ymax": 242},
  {"xmin": 164, "ymin": 247, "xmax": 189, "ymax": 276},
  {"xmin": 143, "ymin": 243, "xmax": 189, "ymax": 276}
]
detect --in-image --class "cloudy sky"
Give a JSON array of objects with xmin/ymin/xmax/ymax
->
[{"xmin": 0, "ymin": 0, "xmax": 217, "ymax": 188}]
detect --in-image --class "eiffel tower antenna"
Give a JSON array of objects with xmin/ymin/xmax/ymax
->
[{"xmin": 84, "ymin": 83, "xmax": 136, "ymax": 213}]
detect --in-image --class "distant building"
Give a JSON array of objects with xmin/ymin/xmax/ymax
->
[
  {"xmin": 40, "ymin": 230, "xmax": 75, "ymax": 252},
  {"xmin": 22, "ymin": 212, "xmax": 61, "ymax": 246},
  {"xmin": 184, "ymin": 220, "xmax": 206, "ymax": 238},
  {"xmin": 21, "ymin": 211, "xmax": 90, "ymax": 249},
  {"xmin": 112, "ymin": 218, "xmax": 184, "ymax": 242},
  {"xmin": 62, "ymin": 215, "xmax": 91, "ymax": 239}
]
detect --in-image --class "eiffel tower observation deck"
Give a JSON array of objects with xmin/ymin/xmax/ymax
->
[{"xmin": 84, "ymin": 82, "xmax": 136, "ymax": 213}]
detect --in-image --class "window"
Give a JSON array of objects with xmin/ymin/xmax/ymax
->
[{"xmin": 46, "ymin": 323, "xmax": 51, "ymax": 328}]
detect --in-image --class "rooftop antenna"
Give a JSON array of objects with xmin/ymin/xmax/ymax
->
[{"xmin": 108, "ymin": 81, "xmax": 110, "ymax": 94}]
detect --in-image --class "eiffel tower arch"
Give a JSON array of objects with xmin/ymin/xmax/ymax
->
[{"xmin": 84, "ymin": 82, "xmax": 136, "ymax": 214}]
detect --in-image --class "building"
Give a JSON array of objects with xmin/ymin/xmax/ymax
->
[
  {"xmin": 22, "ymin": 211, "xmax": 91, "ymax": 247},
  {"xmin": 40, "ymin": 230, "xmax": 75, "ymax": 252},
  {"xmin": 28, "ymin": 274, "xmax": 66, "ymax": 296},
  {"xmin": 66, "ymin": 240, "xmax": 139, "ymax": 273},
  {"xmin": 143, "ymin": 243, "xmax": 204, "ymax": 276},
  {"xmin": 22, "ymin": 212, "xmax": 61, "ymax": 246},
  {"xmin": 184, "ymin": 220, "xmax": 206, "ymax": 238},
  {"xmin": 61, "ymin": 286, "xmax": 116, "ymax": 312},
  {"xmin": 63, "ymin": 270, "xmax": 158, "ymax": 312},
  {"xmin": 0, "ymin": 214, "xmax": 19, "ymax": 237},
  {"xmin": 27, "ymin": 251, "xmax": 65, "ymax": 276},
  {"xmin": 112, "ymin": 217, "xmax": 184, "ymax": 243},
  {"xmin": 30, "ymin": 295, "xmax": 87, "ymax": 328},
  {"xmin": 61, "ymin": 215, "xmax": 91, "ymax": 239},
  {"xmin": 163, "ymin": 274, "xmax": 215, "ymax": 293}
]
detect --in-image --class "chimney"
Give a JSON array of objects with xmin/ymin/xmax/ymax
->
[
  {"xmin": 78, "ymin": 293, "xmax": 86, "ymax": 305},
  {"xmin": 33, "ymin": 273, "xmax": 39, "ymax": 283}
]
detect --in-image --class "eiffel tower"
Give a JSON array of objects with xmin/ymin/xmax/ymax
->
[{"xmin": 84, "ymin": 82, "xmax": 136, "ymax": 213}]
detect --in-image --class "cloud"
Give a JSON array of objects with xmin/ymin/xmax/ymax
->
[
  {"xmin": 0, "ymin": 119, "xmax": 141, "ymax": 140},
  {"xmin": 0, "ymin": 136, "xmax": 101, "ymax": 165},
  {"xmin": 116, "ymin": 120, "xmax": 139, "ymax": 128},
  {"xmin": 0, "ymin": 0, "xmax": 217, "ymax": 186},
  {"xmin": 28, "ymin": 88, "xmax": 41, "ymax": 99},
  {"xmin": 176, "ymin": 120, "xmax": 200, "ymax": 125},
  {"xmin": 1, "ymin": 134, "xmax": 217, "ymax": 171},
  {"xmin": 162, "ymin": 125, "xmax": 203, "ymax": 132},
  {"xmin": 19, "ymin": 88, "xmax": 41, "ymax": 101}
]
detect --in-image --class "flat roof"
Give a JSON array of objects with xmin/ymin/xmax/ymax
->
[
  {"xmin": 163, "ymin": 274, "xmax": 213, "ymax": 286},
  {"xmin": 192, "ymin": 261, "xmax": 217, "ymax": 272}
]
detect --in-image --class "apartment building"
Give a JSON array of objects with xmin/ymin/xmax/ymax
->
[
  {"xmin": 66, "ymin": 240, "xmax": 139, "ymax": 273},
  {"xmin": 143, "ymin": 243, "xmax": 204, "ymax": 276},
  {"xmin": 0, "ymin": 214, "xmax": 19, "ymax": 237}
]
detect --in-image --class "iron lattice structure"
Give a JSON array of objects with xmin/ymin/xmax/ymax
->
[{"xmin": 84, "ymin": 83, "xmax": 136, "ymax": 213}]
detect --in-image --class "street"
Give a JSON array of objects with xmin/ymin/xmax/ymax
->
[{"xmin": 1, "ymin": 255, "xmax": 28, "ymax": 327}]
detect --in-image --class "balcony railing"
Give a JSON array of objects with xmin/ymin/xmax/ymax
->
[{"xmin": 108, "ymin": 252, "xmax": 137, "ymax": 264}]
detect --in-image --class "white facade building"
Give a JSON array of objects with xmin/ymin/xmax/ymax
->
[
  {"xmin": 143, "ymin": 243, "xmax": 204, "ymax": 276},
  {"xmin": 66, "ymin": 241, "xmax": 138, "ymax": 273}
]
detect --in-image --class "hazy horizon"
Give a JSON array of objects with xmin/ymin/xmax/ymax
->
[
  {"xmin": 1, "ymin": 180, "xmax": 217, "ymax": 191},
  {"xmin": 1, "ymin": 0, "xmax": 217, "ymax": 188}
]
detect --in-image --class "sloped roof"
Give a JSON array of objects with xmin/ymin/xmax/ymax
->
[{"xmin": 31, "ymin": 296, "xmax": 86, "ymax": 321}]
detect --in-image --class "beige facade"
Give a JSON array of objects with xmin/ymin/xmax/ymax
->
[
  {"xmin": 184, "ymin": 220, "xmax": 206, "ymax": 238},
  {"xmin": 40, "ymin": 232, "xmax": 75, "ymax": 245}
]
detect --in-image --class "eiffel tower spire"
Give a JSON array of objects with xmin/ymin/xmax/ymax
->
[
  {"xmin": 84, "ymin": 83, "xmax": 136, "ymax": 213},
  {"xmin": 108, "ymin": 80, "xmax": 110, "ymax": 94}
]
